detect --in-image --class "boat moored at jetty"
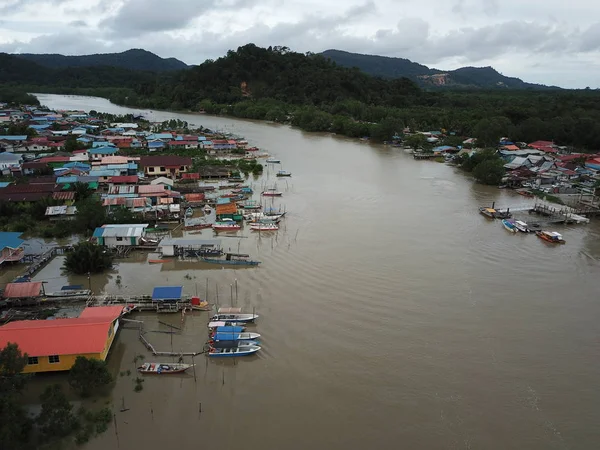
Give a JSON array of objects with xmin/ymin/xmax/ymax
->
[
  {"xmin": 207, "ymin": 321, "xmax": 246, "ymax": 329},
  {"xmin": 266, "ymin": 157, "xmax": 281, "ymax": 164},
  {"xmin": 536, "ymin": 231, "xmax": 566, "ymax": 244},
  {"xmin": 514, "ymin": 220, "xmax": 530, "ymax": 232},
  {"xmin": 250, "ymin": 223, "xmax": 279, "ymax": 231},
  {"xmin": 138, "ymin": 362, "xmax": 193, "ymax": 374},
  {"xmin": 201, "ymin": 253, "xmax": 261, "ymax": 266},
  {"xmin": 261, "ymin": 189, "xmax": 283, "ymax": 197},
  {"xmin": 479, "ymin": 206, "xmax": 496, "ymax": 218},
  {"xmin": 212, "ymin": 220, "xmax": 241, "ymax": 231},
  {"xmin": 212, "ymin": 326, "xmax": 245, "ymax": 334},
  {"xmin": 276, "ymin": 170, "xmax": 292, "ymax": 177},
  {"xmin": 210, "ymin": 313, "xmax": 259, "ymax": 323},
  {"xmin": 502, "ymin": 219, "xmax": 518, "ymax": 233},
  {"xmin": 209, "ymin": 340, "xmax": 260, "ymax": 349},
  {"xmin": 211, "ymin": 331, "xmax": 261, "ymax": 341},
  {"xmin": 207, "ymin": 345, "xmax": 261, "ymax": 357}
]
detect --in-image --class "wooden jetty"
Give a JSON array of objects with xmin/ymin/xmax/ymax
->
[
  {"xmin": 413, "ymin": 152, "xmax": 437, "ymax": 160},
  {"xmin": 122, "ymin": 317, "xmax": 203, "ymax": 357},
  {"xmin": 529, "ymin": 203, "xmax": 591, "ymax": 224}
]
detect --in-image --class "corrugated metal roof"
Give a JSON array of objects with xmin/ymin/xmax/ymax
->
[
  {"xmin": 3, "ymin": 282, "xmax": 43, "ymax": 298},
  {"xmin": 99, "ymin": 226, "xmax": 146, "ymax": 238},
  {"xmin": 52, "ymin": 191, "xmax": 75, "ymax": 200},
  {"xmin": 102, "ymin": 198, "xmax": 127, "ymax": 206},
  {"xmin": 0, "ymin": 232, "xmax": 24, "ymax": 250},
  {"xmin": 160, "ymin": 238, "xmax": 220, "ymax": 247},
  {"xmin": 152, "ymin": 286, "xmax": 183, "ymax": 301},
  {"xmin": 138, "ymin": 185, "xmax": 167, "ymax": 194},
  {"xmin": 45, "ymin": 205, "xmax": 77, "ymax": 216},
  {"xmin": 216, "ymin": 203, "xmax": 238, "ymax": 215},
  {"xmin": 0, "ymin": 306, "xmax": 121, "ymax": 356}
]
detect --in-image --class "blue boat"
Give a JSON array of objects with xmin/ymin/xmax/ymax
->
[
  {"xmin": 210, "ymin": 339, "xmax": 260, "ymax": 348},
  {"xmin": 213, "ymin": 326, "xmax": 245, "ymax": 334},
  {"xmin": 213, "ymin": 332, "xmax": 261, "ymax": 341},
  {"xmin": 207, "ymin": 345, "xmax": 261, "ymax": 357},
  {"xmin": 502, "ymin": 219, "xmax": 518, "ymax": 233},
  {"xmin": 201, "ymin": 253, "xmax": 261, "ymax": 266}
]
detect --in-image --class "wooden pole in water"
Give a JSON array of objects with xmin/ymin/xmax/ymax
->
[
  {"xmin": 192, "ymin": 354, "xmax": 197, "ymax": 382},
  {"xmin": 205, "ymin": 278, "xmax": 208, "ymax": 302},
  {"xmin": 113, "ymin": 413, "xmax": 120, "ymax": 448},
  {"xmin": 230, "ymin": 284, "xmax": 233, "ymax": 304},
  {"xmin": 216, "ymin": 284, "xmax": 219, "ymax": 309},
  {"xmin": 235, "ymin": 279, "xmax": 238, "ymax": 304}
]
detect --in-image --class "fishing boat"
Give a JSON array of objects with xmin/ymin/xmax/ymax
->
[
  {"xmin": 514, "ymin": 220, "xmax": 530, "ymax": 233},
  {"xmin": 209, "ymin": 340, "xmax": 260, "ymax": 349},
  {"xmin": 207, "ymin": 321, "xmax": 246, "ymax": 329},
  {"xmin": 479, "ymin": 206, "xmax": 497, "ymax": 218},
  {"xmin": 203, "ymin": 204, "xmax": 212, "ymax": 214},
  {"xmin": 212, "ymin": 221, "xmax": 241, "ymax": 231},
  {"xmin": 211, "ymin": 326, "xmax": 246, "ymax": 334},
  {"xmin": 276, "ymin": 170, "xmax": 292, "ymax": 177},
  {"xmin": 211, "ymin": 332, "xmax": 261, "ymax": 341},
  {"xmin": 45, "ymin": 289, "xmax": 92, "ymax": 298},
  {"xmin": 261, "ymin": 189, "xmax": 283, "ymax": 197},
  {"xmin": 250, "ymin": 223, "xmax": 279, "ymax": 231},
  {"xmin": 210, "ymin": 313, "xmax": 259, "ymax": 323},
  {"xmin": 201, "ymin": 253, "xmax": 261, "ymax": 266},
  {"xmin": 536, "ymin": 231, "xmax": 566, "ymax": 244},
  {"xmin": 185, "ymin": 207, "xmax": 194, "ymax": 218},
  {"xmin": 266, "ymin": 157, "xmax": 281, "ymax": 164},
  {"xmin": 138, "ymin": 362, "xmax": 193, "ymax": 374},
  {"xmin": 207, "ymin": 345, "xmax": 261, "ymax": 357},
  {"xmin": 502, "ymin": 219, "xmax": 518, "ymax": 233}
]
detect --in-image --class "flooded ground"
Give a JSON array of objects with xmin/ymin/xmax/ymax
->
[{"xmin": 20, "ymin": 94, "xmax": 600, "ymax": 450}]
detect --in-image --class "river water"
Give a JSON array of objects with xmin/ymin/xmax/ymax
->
[{"xmin": 30, "ymin": 94, "xmax": 600, "ymax": 449}]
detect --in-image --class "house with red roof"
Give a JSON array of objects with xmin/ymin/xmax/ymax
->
[{"xmin": 0, "ymin": 306, "xmax": 123, "ymax": 373}]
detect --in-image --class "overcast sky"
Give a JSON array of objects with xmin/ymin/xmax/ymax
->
[{"xmin": 1, "ymin": 0, "xmax": 599, "ymax": 88}]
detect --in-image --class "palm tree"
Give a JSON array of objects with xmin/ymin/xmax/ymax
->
[
  {"xmin": 72, "ymin": 182, "xmax": 92, "ymax": 202},
  {"xmin": 63, "ymin": 242, "xmax": 113, "ymax": 274}
]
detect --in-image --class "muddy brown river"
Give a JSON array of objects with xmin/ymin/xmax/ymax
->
[{"xmin": 21, "ymin": 94, "xmax": 600, "ymax": 449}]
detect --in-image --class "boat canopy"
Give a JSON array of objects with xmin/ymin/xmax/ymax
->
[
  {"xmin": 213, "ymin": 332, "xmax": 242, "ymax": 341},
  {"xmin": 211, "ymin": 341, "xmax": 239, "ymax": 348},
  {"xmin": 208, "ymin": 321, "xmax": 227, "ymax": 328},
  {"xmin": 218, "ymin": 307, "xmax": 242, "ymax": 313},
  {"xmin": 214, "ymin": 326, "xmax": 244, "ymax": 333}
]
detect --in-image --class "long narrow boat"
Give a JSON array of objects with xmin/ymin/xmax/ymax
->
[
  {"xmin": 479, "ymin": 206, "xmax": 497, "ymax": 218},
  {"xmin": 212, "ymin": 326, "xmax": 245, "ymax": 334},
  {"xmin": 138, "ymin": 362, "xmax": 193, "ymax": 374},
  {"xmin": 212, "ymin": 221, "xmax": 241, "ymax": 231},
  {"xmin": 502, "ymin": 219, "xmax": 518, "ymax": 233},
  {"xmin": 536, "ymin": 231, "xmax": 566, "ymax": 244},
  {"xmin": 45, "ymin": 289, "xmax": 92, "ymax": 297},
  {"xmin": 276, "ymin": 170, "xmax": 292, "ymax": 177},
  {"xmin": 201, "ymin": 253, "xmax": 261, "ymax": 266},
  {"xmin": 513, "ymin": 220, "xmax": 530, "ymax": 233},
  {"xmin": 250, "ymin": 223, "xmax": 279, "ymax": 231},
  {"xmin": 211, "ymin": 313, "xmax": 259, "ymax": 323},
  {"xmin": 207, "ymin": 321, "xmax": 246, "ymax": 329},
  {"xmin": 261, "ymin": 190, "xmax": 283, "ymax": 197},
  {"xmin": 207, "ymin": 345, "xmax": 261, "ymax": 357},
  {"xmin": 209, "ymin": 340, "xmax": 260, "ymax": 348},
  {"xmin": 266, "ymin": 158, "xmax": 281, "ymax": 164},
  {"xmin": 148, "ymin": 259, "xmax": 167, "ymax": 264},
  {"xmin": 211, "ymin": 332, "xmax": 261, "ymax": 341}
]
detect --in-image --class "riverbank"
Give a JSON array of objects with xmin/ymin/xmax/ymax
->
[{"xmin": 23, "ymin": 93, "xmax": 600, "ymax": 450}]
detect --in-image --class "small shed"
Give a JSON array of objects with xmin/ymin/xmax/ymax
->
[
  {"xmin": 2, "ymin": 282, "xmax": 43, "ymax": 300},
  {"xmin": 92, "ymin": 224, "xmax": 149, "ymax": 248},
  {"xmin": 159, "ymin": 238, "xmax": 221, "ymax": 257},
  {"xmin": 152, "ymin": 286, "xmax": 183, "ymax": 302}
]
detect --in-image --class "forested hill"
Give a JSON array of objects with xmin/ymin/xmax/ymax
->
[
  {"xmin": 2, "ymin": 44, "xmax": 600, "ymax": 150},
  {"xmin": 15, "ymin": 49, "xmax": 188, "ymax": 72},
  {"xmin": 321, "ymin": 49, "xmax": 554, "ymax": 89}
]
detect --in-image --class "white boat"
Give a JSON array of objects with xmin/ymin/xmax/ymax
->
[
  {"xmin": 203, "ymin": 204, "xmax": 212, "ymax": 213},
  {"xmin": 261, "ymin": 190, "xmax": 283, "ymax": 197},
  {"xmin": 210, "ymin": 313, "xmax": 258, "ymax": 323},
  {"xmin": 250, "ymin": 223, "xmax": 279, "ymax": 231},
  {"xmin": 211, "ymin": 331, "xmax": 261, "ymax": 341},
  {"xmin": 266, "ymin": 158, "xmax": 281, "ymax": 164},
  {"xmin": 209, "ymin": 340, "xmax": 260, "ymax": 348},
  {"xmin": 207, "ymin": 345, "xmax": 261, "ymax": 357},
  {"xmin": 207, "ymin": 320, "xmax": 246, "ymax": 329},
  {"xmin": 138, "ymin": 362, "xmax": 193, "ymax": 374},
  {"xmin": 514, "ymin": 220, "xmax": 530, "ymax": 232},
  {"xmin": 244, "ymin": 212, "xmax": 284, "ymax": 221},
  {"xmin": 46, "ymin": 289, "xmax": 91, "ymax": 298}
]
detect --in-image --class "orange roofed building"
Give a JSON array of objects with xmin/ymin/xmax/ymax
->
[{"xmin": 0, "ymin": 306, "xmax": 123, "ymax": 373}]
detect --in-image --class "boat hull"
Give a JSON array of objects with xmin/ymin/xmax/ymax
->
[
  {"xmin": 207, "ymin": 346, "xmax": 260, "ymax": 357},
  {"xmin": 201, "ymin": 258, "xmax": 260, "ymax": 266},
  {"xmin": 502, "ymin": 219, "xmax": 518, "ymax": 233},
  {"xmin": 138, "ymin": 363, "xmax": 192, "ymax": 374}
]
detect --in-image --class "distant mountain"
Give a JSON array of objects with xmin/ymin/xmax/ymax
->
[
  {"xmin": 15, "ymin": 49, "xmax": 188, "ymax": 73},
  {"xmin": 321, "ymin": 49, "xmax": 555, "ymax": 90}
]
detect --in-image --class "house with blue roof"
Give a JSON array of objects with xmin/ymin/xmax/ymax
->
[
  {"xmin": 146, "ymin": 133, "xmax": 174, "ymax": 141},
  {"xmin": 0, "ymin": 135, "xmax": 28, "ymax": 142},
  {"xmin": 92, "ymin": 141, "xmax": 115, "ymax": 148},
  {"xmin": 89, "ymin": 147, "xmax": 118, "ymax": 161},
  {"xmin": 147, "ymin": 140, "xmax": 165, "ymax": 151},
  {"xmin": 0, "ymin": 232, "xmax": 25, "ymax": 266}
]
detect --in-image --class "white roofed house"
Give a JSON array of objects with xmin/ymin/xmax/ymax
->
[{"xmin": 92, "ymin": 224, "xmax": 150, "ymax": 249}]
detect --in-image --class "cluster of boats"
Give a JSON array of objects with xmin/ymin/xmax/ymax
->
[
  {"xmin": 137, "ymin": 309, "xmax": 262, "ymax": 375},
  {"xmin": 206, "ymin": 308, "xmax": 262, "ymax": 357},
  {"xmin": 501, "ymin": 219, "xmax": 565, "ymax": 243}
]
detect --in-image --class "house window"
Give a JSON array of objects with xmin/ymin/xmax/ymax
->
[
  {"xmin": 48, "ymin": 355, "xmax": 60, "ymax": 364},
  {"xmin": 160, "ymin": 167, "xmax": 166, "ymax": 171},
  {"xmin": 27, "ymin": 356, "xmax": 39, "ymax": 365},
  {"xmin": 179, "ymin": 166, "xmax": 185, "ymax": 171},
  {"xmin": 148, "ymin": 167, "xmax": 155, "ymax": 172},
  {"xmin": 116, "ymin": 237, "xmax": 123, "ymax": 242}
]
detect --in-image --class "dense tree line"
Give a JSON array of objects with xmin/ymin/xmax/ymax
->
[{"xmin": 3, "ymin": 45, "xmax": 600, "ymax": 150}]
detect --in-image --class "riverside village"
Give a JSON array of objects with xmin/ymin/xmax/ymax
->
[{"xmin": 0, "ymin": 100, "xmax": 599, "ymax": 446}]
